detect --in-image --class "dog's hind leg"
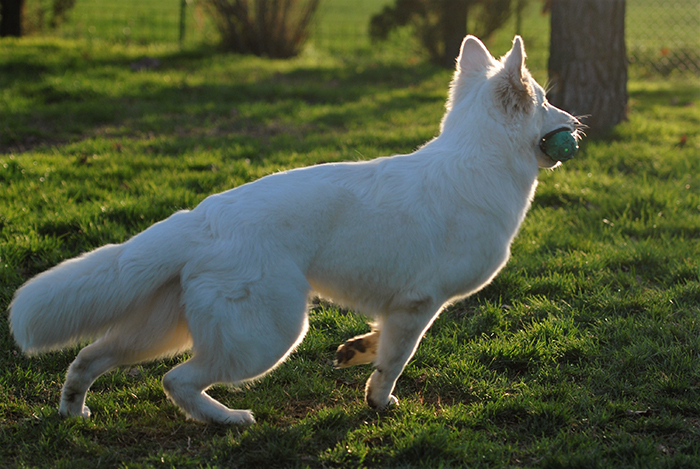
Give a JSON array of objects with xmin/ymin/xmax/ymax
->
[
  {"xmin": 162, "ymin": 356, "xmax": 258, "ymax": 425},
  {"xmin": 334, "ymin": 329, "xmax": 379, "ymax": 368},
  {"xmin": 60, "ymin": 337, "xmax": 121, "ymax": 419},
  {"xmin": 165, "ymin": 264, "xmax": 310, "ymax": 425},
  {"xmin": 60, "ymin": 279, "xmax": 191, "ymax": 418}
]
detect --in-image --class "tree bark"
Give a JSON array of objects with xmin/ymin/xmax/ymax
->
[
  {"xmin": 548, "ymin": 0, "xmax": 627, "ymax": 136},
  {"xmin": 440, "ymin": 0, "xmax": 469, "ymax": 68},
  {"xmin": 0, "ymin": 0, "xmax": 23, "ymax": 37}
]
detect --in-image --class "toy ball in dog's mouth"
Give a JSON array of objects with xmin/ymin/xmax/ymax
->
[{"xmin": 539, "ymin": 128, "xmax": 578, "ymax": 162}]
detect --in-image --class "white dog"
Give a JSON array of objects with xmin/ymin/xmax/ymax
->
[{"xmin": 9, "ymin": 36, "xmax": 580, "ymax": 425}]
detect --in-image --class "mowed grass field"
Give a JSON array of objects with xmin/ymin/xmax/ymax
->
[{"xmin": 3, "ymin": 4, "xmax": 700, "ymax": 468}]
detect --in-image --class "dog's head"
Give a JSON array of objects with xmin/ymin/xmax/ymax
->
[{"xmin": 441, "ymin": 35, "xmax": 582, "ymax": 169}]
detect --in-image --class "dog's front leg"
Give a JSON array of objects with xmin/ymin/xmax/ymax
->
[{"xmin": 364, "ymin": 309, "xmax": 438, "ymax": 409}]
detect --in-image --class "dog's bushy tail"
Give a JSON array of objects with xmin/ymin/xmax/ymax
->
[{"xmin": 9, "ymin": 210, "xmax": 193, "ymax": 354}]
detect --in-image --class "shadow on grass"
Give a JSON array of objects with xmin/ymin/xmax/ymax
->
[
  {"xmin": 2, "ymin": 402, "xmax": 380, "ymax": 467},
  {"xmin": 0, "ymin": 44, "xmax": 445, "ymax": 155}
]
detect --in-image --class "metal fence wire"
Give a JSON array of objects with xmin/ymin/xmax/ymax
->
[
  {"xmin": 51, "ymin": 0, "xmax": 214, "ymax": 44},
  {"xmin": 43, "ymin": 0, "xmax": 700, "ymax": 76},
  {"xmin": 626, "ymin": 0, "xmax": 700, "ymax": 75}
]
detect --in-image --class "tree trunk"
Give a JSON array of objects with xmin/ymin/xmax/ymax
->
[
  {"xmin": 0, "ymin": 0, "xmax": 23, "ymax": 37},
  {"xmin": 440, "ymin": 0, "xmax": 469, "ymax": 68},
  {"xmin": 548, "ymin": 0, "xmax": 627, "ymax": 136}
]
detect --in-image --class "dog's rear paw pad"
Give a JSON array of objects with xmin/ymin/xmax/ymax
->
[{"xmin": 334, "ymin": 335, "xmax": 377, "ymax": 368}]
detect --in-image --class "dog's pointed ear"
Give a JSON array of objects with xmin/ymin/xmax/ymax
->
[
  {"xmin": 503, "ymin": 35, "xmax": 526, "ymax": 79},
  {"xmin": 457, "ymin": 35, "xmax": 493, "ymax": 73},
  {"xmin": 495, "ymin": 36, "xmax": 534, "ymax": 115}
]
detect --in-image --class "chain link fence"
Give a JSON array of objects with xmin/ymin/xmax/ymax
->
[
  {"xmin": 627, "ymin": 0, "xmax": 700, "ymax": 75},
  {"xmin": 51, "ymin": 0, "xmax": 214, "ymax": 45},
  {"xmin": 41, "ymin": 0, "xmax": 700, "ymax": 76},
  {"xmin": 49, "ymin": 0, "xmax": 391, "ymax": 48}
]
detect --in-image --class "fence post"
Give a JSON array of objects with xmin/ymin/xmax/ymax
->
[{"xmin": 179, "ymin": 0, "xmax": 187, "ymax": 46}]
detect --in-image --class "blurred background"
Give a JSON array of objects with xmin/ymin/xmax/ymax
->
[{"xmin": 9, "ymin": 0, "xmax": 700, "ymax": 77}]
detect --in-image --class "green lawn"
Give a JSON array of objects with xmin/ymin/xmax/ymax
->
[{"xmin": 2, "ymin": 15, "xmax": 700, "ymax": 469}]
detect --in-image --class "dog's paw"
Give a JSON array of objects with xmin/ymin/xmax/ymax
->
[
  {"xmin": 334, "ymin": 331, "xmax": 379, "ymax": 368},
  {"xmin": 366, "ymin": 394, "xmax": 399, "ymax": 410},
  {"xmin": 186, "ymin": 407, "xmax": 256, "ymax": 426},
  {"xmin": 221, "ymin": 409, "xmax": 256, "ymax": 426},
  {"xmin": 59, "ymin": 403, "xmax": 91, "ymax": 419}
]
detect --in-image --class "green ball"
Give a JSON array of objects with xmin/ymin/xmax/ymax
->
[{"xmin": 540, "ymin": 130, "xmax": 578, "ymax": 162}]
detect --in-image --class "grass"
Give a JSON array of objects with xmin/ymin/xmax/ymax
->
[{"xmin": 3, "ymin": 13, "xmax": 700, "ymax": 469}]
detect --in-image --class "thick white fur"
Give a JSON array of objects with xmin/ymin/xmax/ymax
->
[{"xmin": 9, "ymin": 36, "xmax": 579, "ymax": 424}]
